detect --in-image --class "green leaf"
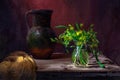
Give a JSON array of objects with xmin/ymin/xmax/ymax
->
[
  {"xmin": 56, "ymin": 25, "xmax": 67, "ymax": 28},
  {"xmin": 90, "ymin": 24, "xmax": 94, "ymax": 28},
  {"xmin": 50, "ymin": 38, "xmax": 55, "ymax": 42},
  {"xmin": 75, "ymin": 23, "xmax": 80, "ymax": 30}
]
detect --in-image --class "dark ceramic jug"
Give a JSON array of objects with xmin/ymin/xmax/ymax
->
[{"xmin": 26, "ymin": 10, "xmax": 56, "ymax": 59}]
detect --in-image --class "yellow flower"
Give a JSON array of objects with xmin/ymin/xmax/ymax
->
[
  {"xmin": 76, "ymin": 30, "xmax": 82, "ymax": 36},
  {"xmin": 68, "ymin": 24, "xmax": 74, "ymax": 30},
  {"xmin": 80, "ymin": 23, "xmax": 84, "ymax": 27}
]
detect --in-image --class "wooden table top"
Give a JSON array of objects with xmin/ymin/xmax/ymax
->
[{"xmin": 35, "ymin": 53, "xmax": 120, "ymax": 73}]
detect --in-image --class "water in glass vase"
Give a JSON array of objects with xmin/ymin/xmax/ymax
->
[{"xmin": 72, "ymin": 45, "xmax": 89, "ymax": 67}]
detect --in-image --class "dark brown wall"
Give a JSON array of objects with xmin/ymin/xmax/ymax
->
[
  {"xmin": 91, "ymin": 0, "xmax": 120, "ymax": 65},
  {"xmin": 0, "ymin": 0, "xmax": 120, "ymax": 65}
]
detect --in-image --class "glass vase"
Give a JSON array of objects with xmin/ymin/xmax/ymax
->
[{"xmin": 72, "ymin": 45, "xmax": 89, "ymax": 67}]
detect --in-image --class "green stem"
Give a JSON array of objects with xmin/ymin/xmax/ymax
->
[
  {"xmin": 76, "ymin": 45, "xmax": 87, "ymax": 65},
  {"xmin": 74, "ymin": 45, "xmax": 81, "ymax": 65},
  {"xmin": 93, "ymin": 50, "xmax": 105, "ymax": 68}
]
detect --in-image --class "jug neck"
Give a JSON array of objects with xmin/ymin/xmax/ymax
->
[{"xmin": 32, "ymin": 10, "xmax": 53, "ymax": 28}]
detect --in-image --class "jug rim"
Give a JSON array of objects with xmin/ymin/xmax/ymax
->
[{"xmin": 27, "ymin": 9, "xmax": 53, "ymax": 14}]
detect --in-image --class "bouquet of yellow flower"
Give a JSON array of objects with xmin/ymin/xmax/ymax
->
[{"xmin": 51, "ymin": 23, "xmax": 105, "ymax": 68}]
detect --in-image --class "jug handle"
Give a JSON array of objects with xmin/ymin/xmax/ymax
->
[{"xmin": 25, "ymin": 10, "xmax": 33, "ymax": 31}]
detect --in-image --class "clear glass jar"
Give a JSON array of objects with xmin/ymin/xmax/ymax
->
[{"xmin": 72, "ymin": 45, "xmax": 89, "ymax": 67}]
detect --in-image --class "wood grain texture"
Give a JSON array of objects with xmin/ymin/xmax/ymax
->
[{"xmin": 35, "ymin": 53, "xmax": 120, "ymax": 72}]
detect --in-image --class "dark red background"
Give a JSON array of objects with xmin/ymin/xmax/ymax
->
[{"xmin": 0, "ymin": 0, "xmax": 120, "ymax": 65}]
